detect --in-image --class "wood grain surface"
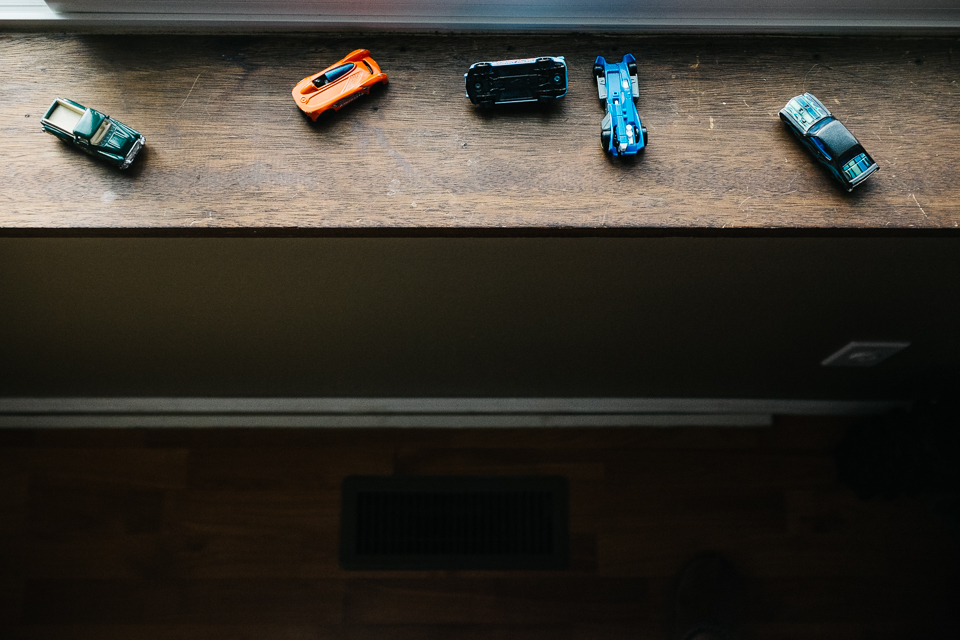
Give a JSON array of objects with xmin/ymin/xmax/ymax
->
[
  {"xmin": 1, "ymin": 33, "xmax": 958, "ymax": 232},
  {"xmin": 1, "ymin": 419, "xmax": 958, "ymax": 639}
]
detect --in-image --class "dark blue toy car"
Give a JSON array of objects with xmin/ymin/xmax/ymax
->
[
  {"xmin": 465, "ymin": 56, "xmax": 567, "ymax": 108},
  {"xmin": 779, "ymin": 93, "xmax": 878, "ymax": 191},
  {"xmin": 594, "ymin": 54, "xmax": 647, "ymax": 156}
]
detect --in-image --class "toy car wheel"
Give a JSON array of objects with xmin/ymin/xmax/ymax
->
[
  {"xmin": 593, "ymin": 63, "xmax": 604, "ymax": 78},
  {"xmin": 479, "ymin": 99, "xmax": 495, "ymax": 109},
  {"xmin": 641, "ymin": 126, "xmax": 648, "ymax": 146},
  {"xmin": 474, "ymin": 63, "xmax": 493, "ymax": 74},
  {"xmin": 627, "ymin": 61, "xmax": 638, "ymax": 76},
  {"xmin": 601, "ymin": 128, "xmax": 612, "ymax": 150}
]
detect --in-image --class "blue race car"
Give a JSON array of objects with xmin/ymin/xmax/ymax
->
[
  {"xmin": 594, "ymin": 54, "xmax": 647, "ymax": 156},
  {"xmin": 779, "ymin": 93, "xmax": 878, "ymax": 192}
]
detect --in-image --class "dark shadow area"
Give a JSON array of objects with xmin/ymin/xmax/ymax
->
[
  {"xmin": 838, "ymin": 376, "xmax": 960, "ymax": 538},
  {"xmin": 469, "ymin": 98, "xmax": 567, "ymax": 122}
]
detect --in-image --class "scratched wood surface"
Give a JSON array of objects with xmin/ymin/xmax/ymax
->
[
  {"xmin": 0, "ymin": 33, "xmax": 958, "ymax": 232},
  {"xmin": 1, "ymin": 419, "xmax": 958, "ymax": 639}
]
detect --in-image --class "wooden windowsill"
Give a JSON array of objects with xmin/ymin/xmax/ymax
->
[{"xmin": 2, "ymin": 32, "xmax": 958, "ymax": 235}]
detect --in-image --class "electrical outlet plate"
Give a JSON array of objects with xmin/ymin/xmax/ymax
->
[{"xmin": 821, "ymin": 341, "xmax": 910, "ymax": 367}]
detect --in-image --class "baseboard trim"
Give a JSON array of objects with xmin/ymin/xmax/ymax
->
[
  {"xmin": 0, "ymin": 397, "xmax": 906, "ymax": 428},
  {"xmin": 0, "ymin": 413, "xmax": 775, "ymax": 428}
]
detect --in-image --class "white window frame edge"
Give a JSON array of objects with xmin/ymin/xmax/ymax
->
[{"xmin": 2, "ymin": 0, "xmax": 960, "ymax": 32}]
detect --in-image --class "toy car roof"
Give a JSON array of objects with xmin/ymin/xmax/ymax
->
[{"xmin": 815, "ymin": 119, "xmax": 861, "ymax": 160}]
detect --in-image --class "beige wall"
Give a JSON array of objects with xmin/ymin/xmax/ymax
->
[{"xmin": 1, "ymin": 237, "xmax": 957, "ymax": 400}]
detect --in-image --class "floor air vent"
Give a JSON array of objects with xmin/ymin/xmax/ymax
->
[{"xmin": 340, "ymin": 476, "xmax": 568, "ymax": 570}]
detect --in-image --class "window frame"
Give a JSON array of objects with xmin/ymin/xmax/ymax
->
[{"xmin": 2, "ymin": 0, "xmax": 959, "ymax": 31}]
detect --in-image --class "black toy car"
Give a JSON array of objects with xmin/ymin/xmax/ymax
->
[
  {"xmin": 779, "ymin": 92, "xmax": 878, "ymax": 191},
  {"xmin": 465, "ymin": 56, "xmax": 567, "ymax": 108}
]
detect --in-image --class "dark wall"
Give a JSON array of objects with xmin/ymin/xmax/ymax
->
[{"xmin": 1, "ymin": 237, "xmax": 957, "ymax": 399}]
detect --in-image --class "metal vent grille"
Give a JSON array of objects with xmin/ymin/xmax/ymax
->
[{"xmin": 340, "ymin": 476, "xmax": 568, "ymax": 570}]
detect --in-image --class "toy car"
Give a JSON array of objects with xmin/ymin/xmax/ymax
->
[
  {"xmin": 779, "ymin": 93, "xmax": 878, "ymax": 191},
  {"xmin": 465, "ymin": 56, "xmax": 567, "ymax": 107},
  {"xmin": 292, "ymin": 49, "xmax": 388, "ymax": 121},
  {"xmin": 40, "ymin": 98, "xmax": 145, "ymax": 170},
  {"xmin": 594, "ymin": 54, "xmax": 647, "ymax": 156}
]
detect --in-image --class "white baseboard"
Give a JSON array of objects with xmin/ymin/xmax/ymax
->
[
  {"xmin": 0, "ymin": 396, "xmax": 907, "ymax": 428},
  {"xmin": 1, "ymin": 412, "xmax": 775, "ymax": 428}
]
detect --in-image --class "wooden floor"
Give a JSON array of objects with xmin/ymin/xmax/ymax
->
[{"xmin": 1, "ymin": 418, "xmax": 957, "ymax": 639}]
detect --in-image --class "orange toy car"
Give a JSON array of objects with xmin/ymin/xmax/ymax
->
[{"xmin": 292, "ymin": 49, "xmax": 388, "ymax": 121}]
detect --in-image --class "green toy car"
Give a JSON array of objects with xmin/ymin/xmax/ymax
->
[{"xmin": 41, "ymin": 98, "xmax": 145, "ymax": 170}]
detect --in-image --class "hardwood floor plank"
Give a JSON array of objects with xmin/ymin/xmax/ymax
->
[
  {"xmin": 586, "ymin": 486, "xmax": 786, "ymax": 532},
  {"xmin": 31, "ymin": 430, "xmax": 145, "ymax": 449},
  {"xmin": 0, "ymin": 449, "xmax": 28, "ymax": 536},
  {"xmin": 755, "ymin": 576, "xmax": 960, "ymax": 627},
  {"xmin": 21, "ymin": 579, "xmax": 344, "ymax": 625},
  {"xmin": 186, "ymin": 445, "xmax": 394, "ymax": 491},
  {"xmin": 393, "ymin": 446, "xmax": 606, "ymax": 479},
  {"xmin": 0, "ymin": 578, "xmax": 23, "ymax": 626},
  {"xmin": 0, "ymin": 430, "xmax": 35, "ymax": 448},
  {"xmin": 165, "ymin": 489, "xmax": 338, "ymax": 538},
  {"xmin": 29, "ymin": 448, "xmax": 188, "ymax": 489},
  {"xmin": 0, "ymin": 623, "xmax": 661, "ymax": 640},
  {"xmin": 27, "ymin": 479, "xmax": 166, "ymax": 538},
  {"xmin": 156, "ymin": 532, "xmax": 340, "ymax": 580},
  {"xmin": 14, "ymin": 534, "xmax": 166, "ymax": 580},
  {"xmin": 603, "ymin": 449, "xmax": 837, "ymax": 489},
  {"xmin": 343, "ymin": 577, "xmax": 648, "ymax": 625}
]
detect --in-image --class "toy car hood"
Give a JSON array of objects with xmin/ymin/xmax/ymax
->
[{"xmin": 780, "ymin": 93, "xmax": 831, "ymax": 134}]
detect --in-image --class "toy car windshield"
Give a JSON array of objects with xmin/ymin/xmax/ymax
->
[
  {"xmin": 465, "ymin": 57, "xmax": 567, "ymax": 107},
  {"xmin": 40, "ymin": 98, "xmax": 145, "ymax": 170},
  {"xmin": 313, "ymin": 63, "xmax": 354, "ymax": 88},
  {"xmin": 594, "ymin": 54, "xmax": 647, "ymax": 156},
  {"xmin": 779, "ymin": 93, "xmax": 878, "ymax": 191}
]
